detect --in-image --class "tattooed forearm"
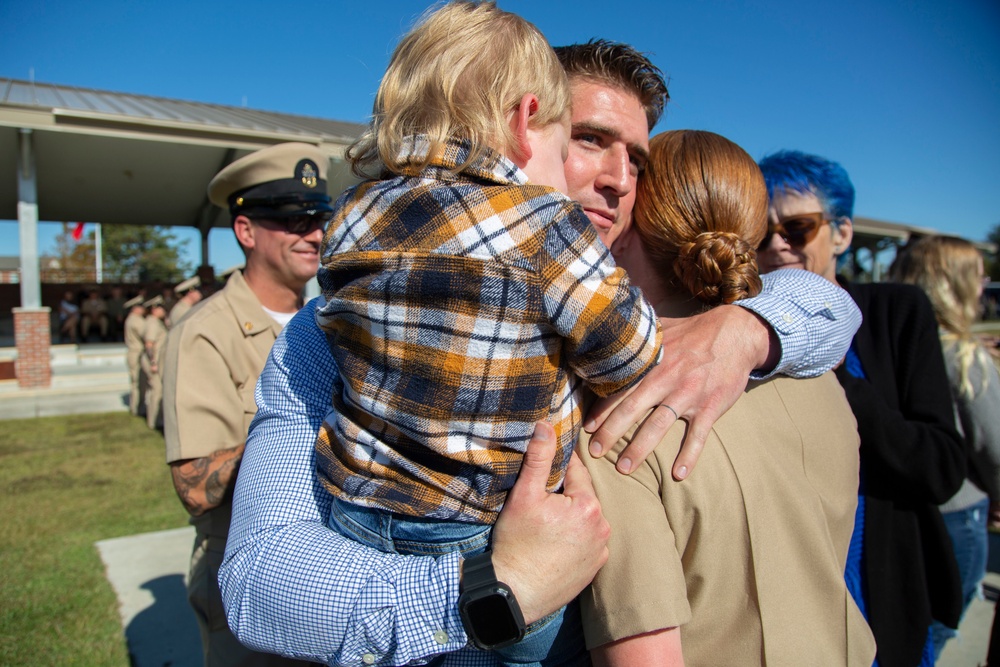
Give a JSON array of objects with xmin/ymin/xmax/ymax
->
[{"xmin": 170, "ymin": 443, "xmax": 245, "ymax": 516}]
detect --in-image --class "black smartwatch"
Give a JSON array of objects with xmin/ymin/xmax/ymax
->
[{"xmin": 458, "ymin": 549, "xmax": 526, "ymax": 650}]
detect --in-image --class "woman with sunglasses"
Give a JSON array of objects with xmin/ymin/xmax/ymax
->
[
  {"xmin": 758, "ymin": 150, "xmax": 966, "ymax": 667},
  {"xmin": 579, "ymin": 132, "xmax": 875, "ymax": 666},
  {"xmin": 891, "ymin": 235, "xmax": 1000, "ymax": 660}
]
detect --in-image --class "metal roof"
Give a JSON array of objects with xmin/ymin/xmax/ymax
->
[
  {"xmin": 0, "ymin": 78, "xmax": 363, "ymax": 145},
  {"xmin": 0, "ymin": 78, "xmax": 366, "ymax": 242}
]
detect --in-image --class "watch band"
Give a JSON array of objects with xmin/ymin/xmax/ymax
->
[
  {"xmin": 461, "ymin": 550, "xmax": 500, "ymax": 593},
  {"xmin": 459, "ymin": 549, "xmax": 526, "ymax": 650}
]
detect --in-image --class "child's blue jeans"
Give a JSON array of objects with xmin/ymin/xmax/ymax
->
[{"xmin": 328, "ymin": 497, "xmax": 590, "ymax": 667}]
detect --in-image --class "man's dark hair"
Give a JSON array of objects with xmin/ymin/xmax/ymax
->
[{"xmin": 554, "ymin": 39, "xmax": 669, "ymax": 130}]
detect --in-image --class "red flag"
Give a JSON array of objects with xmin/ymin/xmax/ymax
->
[{"xmin": 72, "ymin": 222, "xmax": 86, "ymax": 241}]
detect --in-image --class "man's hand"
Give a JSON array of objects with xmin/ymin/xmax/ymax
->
[
  {"xmin": 585, "ymin": 306, "xmax": 777, "ymax": 480},
  {"xmin": 490, "ymin": 422, "xmax": 610, "ymax": 625},
  {"xmin": 169, "ymin": 443, "xmax": 245, "ymax": 517}
]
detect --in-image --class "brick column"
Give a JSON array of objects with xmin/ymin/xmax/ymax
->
[{"xmin": 13, "ymin": 307, "xmax": 52, "ymax": 389}]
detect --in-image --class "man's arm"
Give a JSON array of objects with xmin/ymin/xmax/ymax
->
[
  {"xmin": 219, "ymin": 299, "xmax": 609, "ymax": 665},
  {"xmin": 169, "ymin": 444, "xmax": 243, "ymax": 516},
  {"xmin": 586, "ymin": 268, "xmax": 861, "ymax": 479},
  {"xmin": 162, "ymin": 314, "xmax": 250, "ymax": 514}
]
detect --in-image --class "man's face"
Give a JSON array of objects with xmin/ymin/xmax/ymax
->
[
  {"xmin": 564, "ymin": 78, "xmax": 650, "ymax": 248},
  {"xmin": 757, "ymin": 191, "xmax": 851, "ymax": 283},
  {"xmin": 243, "ymin": 215, "xmax": 324, "ymax": 290}
]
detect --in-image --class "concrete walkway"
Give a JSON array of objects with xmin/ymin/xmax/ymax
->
[
  {"xmin": 96, "ymin": 527, "xmax": 202, "ymax": 667},
  {"xmin": 940, "ymin": 569, "xmax": 998, "ymax": 667}
]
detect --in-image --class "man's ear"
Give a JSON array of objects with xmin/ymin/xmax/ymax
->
[
  {"xmin": 831, "ymin": 217, "xmax": 854, "ymax": 255},
  {"xmin": 233, "ymin": 215, "xmax": 256, "ymax": 252},
  {"xmin": 508, "ymin": 93, "xmax": 538, "ymax": 165}
]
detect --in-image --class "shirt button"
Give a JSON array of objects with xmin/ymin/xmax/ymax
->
[
  {"xmin": 782, "ymin": 313, "xmax": 794, "ymax": 324},
  {"xmin": 433, "ymin": 630, "xmax": 449, "ymax": 645},
  {"xmin": 244, "ymin": 321, "xmax": 253, "ymax": 331},
  {"xmin": 362, "ymin": 653, "xmax": 376, "ymax": 665}
]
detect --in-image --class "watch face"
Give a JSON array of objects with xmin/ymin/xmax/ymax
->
[{"xmin": 463, "ymin": 588, "xmax": 524, "ymax": 649}]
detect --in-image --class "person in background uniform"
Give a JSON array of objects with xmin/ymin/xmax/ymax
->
[
  {"xmin": 168, "ymin": 277, "xmax": 203, "ymax": 328},
  {"xmin": 80, "ymin": 289, "xmax": 110, "ymax": 341},
  {"xmin": 141, "ymin": 296, "xmax": 168, "ymax": 430},
  {"xmin": 123, "ymin": 295, "xmax": 147, "ymax": 417},
  {"xmin": 162, "ymin": 142, "xmax": 331, "ymax": 667}
]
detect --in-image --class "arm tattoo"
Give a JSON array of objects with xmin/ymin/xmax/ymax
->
[{"xmin": 170, "ymin": 444, "xmax": 244, "ymax": 516}]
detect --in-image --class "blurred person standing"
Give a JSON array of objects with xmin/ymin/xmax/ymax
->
[
  {"xmin": 757, "ymin": 150, "xmax": 966, "ymax": 667},
  {"xmin": 161, "ymin": 142, "xmax": 331, "ymax": 667},
  {"xmin": 891, "ymin": 235, "xmax": 1000, "ymax": 659},
  {"xmin": 142, "ymin": 296, "xmax": 168, "ymax": 430},
  {"xmin": 123, "ymin": 295, "xmax": 146, "ymax": 416},
  {"xmin": 168, "ymin": 277, "xmax": 203, "ymax": 328}
]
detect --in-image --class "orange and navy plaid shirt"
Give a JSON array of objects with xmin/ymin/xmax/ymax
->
[{"xmin": 315, "ymin": 137, "xmax": 661, "ymax": 524}]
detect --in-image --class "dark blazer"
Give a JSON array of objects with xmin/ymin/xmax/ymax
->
[{"xmin": 834, "ymin": 279, "xmax": 966, "ymax": 667}]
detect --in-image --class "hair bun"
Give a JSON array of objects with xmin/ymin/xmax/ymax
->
[{"xmin": 674, "ymin": 231, "xmax": 762, "ymax": 306}]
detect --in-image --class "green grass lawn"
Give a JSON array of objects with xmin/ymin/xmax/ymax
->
[{"xmin": 0, "ymin": 412, "xmax": 189, "ymax": 666}]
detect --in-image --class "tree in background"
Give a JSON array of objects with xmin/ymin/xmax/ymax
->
[
  {"xmin": 42, "ymin": 223, "xmax": 192, "ymax": 284},
  {"xmin": 102, "ymin": 224, "xmax": 191, "ymax": 283}
]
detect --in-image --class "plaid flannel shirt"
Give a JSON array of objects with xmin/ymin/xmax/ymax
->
[{"xmin": 314, "ymin": 137, "xmax": 661, "ymax": 523}]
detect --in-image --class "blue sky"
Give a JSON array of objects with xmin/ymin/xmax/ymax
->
[{"xmin": 2, "ymin": 0, "xmax": 998, "ymax": 273}]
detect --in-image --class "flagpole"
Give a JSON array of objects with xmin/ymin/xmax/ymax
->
[{"xmin": 95, "ymin": 223, "xmax": 103, "ymax": 283}]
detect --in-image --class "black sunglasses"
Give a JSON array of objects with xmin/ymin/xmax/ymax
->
[{"xmin": 254, "ymin": 212, "xmax": 333, "ymax": 235}]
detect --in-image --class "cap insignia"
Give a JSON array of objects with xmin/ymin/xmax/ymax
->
[{"xmin": 297, "ymin": 159, "xmax": 319, "ymax": 189}]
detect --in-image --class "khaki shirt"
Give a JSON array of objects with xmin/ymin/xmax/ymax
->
[
  {"xmin": 124, "ymin": 312, "xmax": 146, "ymax": 360},
  {"xmin": 143, "ymin": 316, "xmax": 168, "ymax": 363},
  {"xmin": 168, "ymin": 300, "xmax": 193, "ymax": 329},
  {"xmin": 163, "ymin": 270, "xmax": 283, "ymax": 464},
  {"xmin": 581, "ymin": 373, "xmax": 876, "ymax": 667}
]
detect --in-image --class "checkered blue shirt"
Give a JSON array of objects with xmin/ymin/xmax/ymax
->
[{"xmin": 220, "ymin": 268, "xmax": 859, "ymax": 667}]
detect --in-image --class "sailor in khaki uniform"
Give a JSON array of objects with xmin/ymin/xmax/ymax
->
[
  {"xmin": 141, "ymin": 296, "xmax": 169, "ymax": 430},
  {"xmin": 123, "ymin": 296, "xmax": 146, "ymax": 416},
  {"xmin": 168, "ymin": 276, "xmax": 203, "ymax": 328},
  {"xmin": 162, "ymin": 142, "xmax": 332, "ymax": 667}
]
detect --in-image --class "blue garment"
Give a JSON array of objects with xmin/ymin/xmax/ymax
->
[
  {"xmin": 219, "ymin": 268, "xmax": 861, "ymax": 666},
  {"xmin": 844, "ymin": 345, "xmax": 881, "ymax": 667},
  {"xmin": 930, "ymin": 497, "xmax": 990, "ymax": 659},
  {"xmin": 329, "ymin": 499, "xmax": 589, "ymax": 667}
]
